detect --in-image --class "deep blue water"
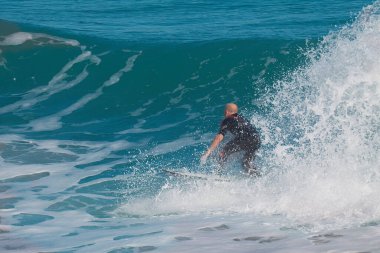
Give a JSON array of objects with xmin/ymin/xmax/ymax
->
[
  {"xmin": 1, "ymin": 1, "xmax": 380, "ymax": 252},
  {"xmin": 0, "ymin": 0, "xmax": 374, "ymax": 41}
]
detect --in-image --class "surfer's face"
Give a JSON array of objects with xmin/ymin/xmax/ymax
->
[{"xmin": 224, "ymin": 109, "xmax": 229, "ymax": 118}]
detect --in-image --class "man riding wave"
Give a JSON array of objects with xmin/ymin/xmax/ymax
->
[{"xmin": 201, "ymin": 103, "xmax": 261, "ymax": 176}]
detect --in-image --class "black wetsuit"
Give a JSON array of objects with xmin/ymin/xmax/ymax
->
[{"xmin": 218, "ymin": 113, "xmax": 260, "ymax": 174}]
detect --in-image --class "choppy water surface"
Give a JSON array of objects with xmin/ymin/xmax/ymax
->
[{"xmin": 0, "ymin": 1, "xmax": 379, "ymax": 252}]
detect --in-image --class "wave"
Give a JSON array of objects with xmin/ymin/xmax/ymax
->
[
  {"xmin": 1, "ymin": 0, "xmax": 379, "ymax": 233},
  {"xmin": 119, "ymin": 1, "xmax": 380, "ymax": 231},
  {"xmin": 0, "ymin": 20, "xmax": 303, "ymax": 138}
]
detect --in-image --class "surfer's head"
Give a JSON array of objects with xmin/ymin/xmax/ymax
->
[{"xmin": 224, "ymin": 103, "xmax": 238, "ymax": 117}]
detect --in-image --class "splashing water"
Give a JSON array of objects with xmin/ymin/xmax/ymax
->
[
  {"xmin": 253, "ymin": 2, "xmax": 380, "ymax": 230},
  {"xmin": 120, "ymin": 2, "xmax": 380, "ymax": 232}
]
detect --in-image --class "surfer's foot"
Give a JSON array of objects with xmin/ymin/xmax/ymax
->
[
  {"xmin": 214, "ymin": 167, "xmax": 223, "ymax": 175},
  {"xmin": 247, "ymin": 169, "xmax": 261, "ymax": 177}
]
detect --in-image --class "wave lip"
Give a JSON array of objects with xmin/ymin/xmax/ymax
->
[
  {"xmin": 255, "ymin": 0, "xmax": 380, "ymax": 231},
  {"xmin": 0, "ymin": 31, "xmax": 79, "ymax": 46}
]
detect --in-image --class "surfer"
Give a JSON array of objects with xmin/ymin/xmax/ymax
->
[{"xmin": 200, "ymin": 103, "xmax": 261, "ymax": 176}]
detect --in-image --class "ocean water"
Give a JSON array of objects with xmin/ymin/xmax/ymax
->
[{"xmin": 0, "ymin": 1, "xmax": 380, "ymax": 252}]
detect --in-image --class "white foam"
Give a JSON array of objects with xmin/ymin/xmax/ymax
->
[
  {"xmin": 149, "ymin": 136, "xmax": 201, "ymax": 156},
  {"xmin": 0, "ymin": 48, "xmax": 8, "ymax": 69},
  {"xmin": 0, "ymin": 32, "xmax": 33, "ymax": 46},
  {"xmin": 28, "ymin": 51, "xmax": 141, "ymax": 131},
  {"xmin": 0, "ymin": 50, "xmax": 97, "ymax": 115},
  {"xmin": 130, "ymin": 99, "xmax": 154, "ymax": 117},
  {"xmin": 0, "ymin": 32, "xmax": 80, "ymax": 47},
  {"xmin": 253, "ymin": 1, "xmax": 380, "ymax": 230},
  {"xmin": 119, "ymin": 121, "xmax": 184, "ymax": 135}
]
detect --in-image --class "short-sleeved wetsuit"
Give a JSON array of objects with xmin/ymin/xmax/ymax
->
[{"xmin": 218, "ymin": 113, "xmax": 260, "ymax": 173}]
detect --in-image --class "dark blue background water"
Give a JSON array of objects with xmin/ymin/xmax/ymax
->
[{"xmin": 0, "ymin": 0, "xmax": 373, "ymax": 41}]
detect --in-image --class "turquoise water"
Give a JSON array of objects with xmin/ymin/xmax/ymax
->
[
  {"xmin": 1, "ymin": 1, "xmax": 380, "ymax": 252},
  {"xmin": 0, "ymin": 0, "xmax": 374, "ymax": 41}
]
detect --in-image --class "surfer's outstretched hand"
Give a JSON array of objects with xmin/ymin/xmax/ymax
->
[{"xmin": 200, "ymin": 153, "xmax": 209, "ymax": 165}]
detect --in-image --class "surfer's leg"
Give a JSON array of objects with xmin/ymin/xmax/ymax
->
[
  {"xmin": 242, "ymin": 151, "xmax": 259, "ymax": 176},
  {"xmin": 242, "ymin": 139, "xmax": 260, "ymax": 176},
  {"xmin": 217, "ymin": 139, "xmax": 240, "ymax": 173}
]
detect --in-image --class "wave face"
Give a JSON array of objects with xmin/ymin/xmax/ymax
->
[
  {"xmin": 119, "ymin": 2, "xmax": 380, "ymax": 228},
  {"xmin": 0, "ymin": 1, "xmax": 380, "ymax": 252}
]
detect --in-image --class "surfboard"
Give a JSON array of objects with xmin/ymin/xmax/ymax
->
[{"xmin": 162, "ymin": 169, "xmax": 230, "ymax": 182}]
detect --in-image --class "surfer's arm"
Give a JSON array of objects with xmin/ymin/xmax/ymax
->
[{"xmin": 201, "ymin": 134, "xmax": 224, "ymax": 164}]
